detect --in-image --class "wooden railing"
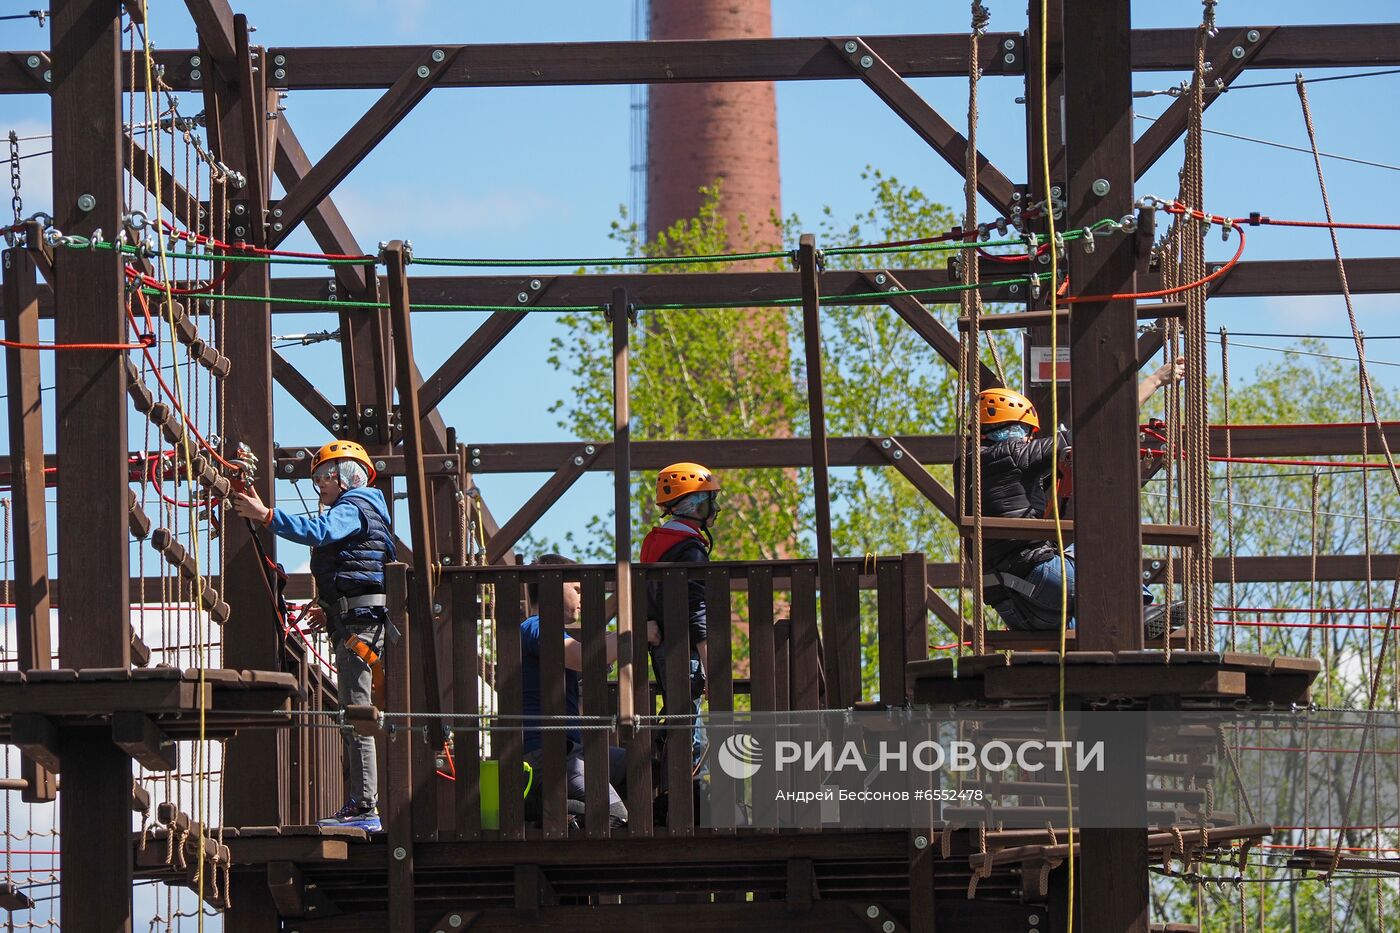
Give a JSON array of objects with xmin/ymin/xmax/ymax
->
[{"xmin": 385, "ymin": 554, "xmax": 929, "ymax": 841}]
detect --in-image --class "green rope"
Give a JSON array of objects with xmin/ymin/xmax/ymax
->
[
  {"xmin": 116, "ymin": 242, "xmax": 369, "ymax": 266},
  {"xmin": 412, "ymin": 248, "xmax": 792, "ymax": 268},
  {"xmin": 140, "ymin": 272, "xmax": 1052, "ymax": 315}
]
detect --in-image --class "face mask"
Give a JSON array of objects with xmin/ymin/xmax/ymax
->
[{"xmin": 985, "ymin": 423, "xmax": 1031, "ymax": 443}]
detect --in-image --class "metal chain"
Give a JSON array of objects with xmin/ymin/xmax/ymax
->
[{"xmin": 7, "ymin": 130, "xmax": 22, "ymax": 246}]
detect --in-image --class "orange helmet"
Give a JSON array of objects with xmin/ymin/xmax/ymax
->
[
  {"xmin": 311, "ymin": 440, "xmax": 377, "ymax": 483},
  {"xmin": 655, "ymin": 462, "xmax": 720, "ymax": 507},
  {"xmin": 977, "ymin": 388, "xmax": 1040, "ymax": 432}
]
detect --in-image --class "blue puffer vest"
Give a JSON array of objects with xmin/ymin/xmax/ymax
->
[{"xmin": 309, "ymin": 493, "xmax": 396, "ymax": 604}]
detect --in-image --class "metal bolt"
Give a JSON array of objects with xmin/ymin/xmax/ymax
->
[
  {"xmin": 273, "ymin": 207, "xmax": 284, "ymax": 218},
  {"xmin": 1028, "ymin": 915, "xmax": 1041, "ymax": 925},
  {"xmin": 843, "ymin": 40, "xmax": 858, "ymax": 53},
  {"xmin": 1009, "ymin": 284, "xmax": 1021, "ymax": 295},
  {"xmin": 517, "ymin": 291, "xmax": 530, "ymax": 303},
  {"xmin": 1004, "ymin": 52, "xmax": 1016, "ymax": 64},
  {"xmin": 859, "ymin": 54, "xmax": 874, "ymax": 68},
  {"xmin": 26, "ymin": 55, "xmax": 40, "ymax": 68},
  {"xmin": 471, "ymin": 458, "xmax": 482, "ymax": 468},
  {"xmin": 584, "ymin": 445, "xmax": 596, "ymax": 455},
  {"xmin": 432, "ymin": 49, "xmax": 446, "ymax": 62},
  {"xmin": 1246, "ymin": 29, "xmax": 1261, "ymax": 43},
  {"xmin": 233, "ymin": 203, "xmax": 248, "ymax": 215},
  {"xmin": 448, "ymin": 915, "xmax": 464, "ymax": 929},
  {"xmin": 375, "ymin": 459, "xmax": 387, "ymax": 471},
  {"xmin": 1029, "ymin": 929, "xmax": 1039, "ymax": 933},
  {"xmin": 1142, "ymin": 571, "xmax": 1152, "ymax": 580},
  {"xmin": 189, "ymin": 69, "xmax": 202, "ymax": 82},
  {"xmin": 883, "ymin": 923, "xmax": 896, "ymax": 933},
  {"xmin": 892, "ymin": 450, "xmax": 904, "ymax": 460},
  {"xmin": 393, "ymin": 847, "xmax": 407, "ymax": 861},
  {"xmin": 365, "ymin": 407, "xmax": 375, "ymax": 417},
  {"xmin": 1232, "ymin": 46, "xmax": 1245, "ymax": 59},
  {"xmin": 42, "ymin": 70, "xmax": 51, "ymax": 83},
  {"xmin": 77, "ymin": 194, "xmax": 97, "ymax": 212},
  {"xmin": 914, "ymin": 834, "xmax": 929, "ymax": 849},
  {"xmin": 433, "ymin": 603, "xmax": 443, "ymax": 614},
  {"xmin": 471, "ymin": 447, "xmax": 482, "ymax": 456},
  {"xmin": 272, "ymin": 222, "xmax": 283, "ymax": 232},
  {"xmin": 274, "ymin": 68, "xmax": 287, "ymax": 81},
  {"xmin": 881, "ymin": 439, "xmax": 892, "ymax": 449},
  {"xmin": 1152, "ymin": 560, "xmax": 1163, "ymax": 569},
  {"xmin": 874, "ymin": 273, "xmax": 887, "ymax": 285},
  {"xmin": 573, "ymin": 455, "xmax": 584, "ymax": 466},
  {"xmin": 1091, "ymin": 178, "xmax": 1111, "ymax": 197},
  {"xmin": 233, "ymin": 226, "xmax": 247, "ymax": 238},
  {"xmin": 273, "ymin": 54, "xmax": 287, "ymax": 66},
  {"xmin": 1012, "ymin": 191, "xmax": 1022, "ymax": 201},
  {"xmin": 283, "ymin": 463, "xmax": 294, "ymax": 475},
  {"xmin": 1003, "ymin": 38, "xmax": 1016, "ymax": 50},
  {"xmin": 363, "ymin": 425, "xmax": 376, "ymax": 437},
  {"xmin": 445, "ymin": 459, "xmax": 456, "ymax": 470},
  {"xmin": 529, "ymin": 278, "xmax": 543, "ymax": 290},
  {"xmin": 1050, "ymin": 185, "xmax": 1063, "ymax": 199},
  {"xmin": 867, "ymin": 906, "xmax": 881, "ymax": 919},
  {"xmin": 417, "ymin": 65, "xmax": 431, "ymax": 78}
]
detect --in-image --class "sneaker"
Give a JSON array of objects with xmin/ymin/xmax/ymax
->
[
  {"xmin": 1144, "ymin": 601, "xmax": 1187, "ymax": 641},
  {"xmin": 318, "ymin": 799, "xmax": 382, "ymax": 832}
]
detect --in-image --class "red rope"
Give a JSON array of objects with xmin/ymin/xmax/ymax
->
[
  {"xmin": 1063, "ymin": 208, "xmax": 1245, "ymax": 303},
  {"xmin": 1240, "ymin": 213, "xmax": 1400, "ymax": 233},
  {"xmin": 1217, "ymin": 606, "xmax": 1394, "ymax": 615},
  {"xmin": 0, "ymin": 334, "xmax": 152, "ymax": 351},
  {"xmin": 159, "ymin": 219, "xmax": 372, "ymax": 262}
]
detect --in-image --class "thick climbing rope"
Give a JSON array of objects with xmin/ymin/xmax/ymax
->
[
  {"xmin": 963, "ymin": 0, "xmax": 989, "ymax": 655},
  {"xmin": 1219, "ymin": 328, "xmax": 1238, "ymax": 651}
]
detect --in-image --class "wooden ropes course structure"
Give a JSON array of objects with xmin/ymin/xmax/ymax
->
[{"xmin": 3, "ymin": 1, "xmax": 1400, "ymax": 930}]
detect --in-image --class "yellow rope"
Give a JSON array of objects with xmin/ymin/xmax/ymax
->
[
  {"xmin": 139, "ymin": 2, "xmax": 209, "ymax": 920},
  {"xmin": 1037, "ymin": 3, "xmax": 1074, "ymax": 927}
]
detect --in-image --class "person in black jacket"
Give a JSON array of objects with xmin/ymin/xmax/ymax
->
[
  {"xmin": 641, "ymin": 462, "xmax": 720, "ymax": 782},
  {"xmin": 971, "ymin": 359, "xmax": 1184, "ymax": 635}
]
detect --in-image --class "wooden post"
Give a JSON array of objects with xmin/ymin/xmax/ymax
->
[
  {"xmin": 384, "ymin": 563, "xmax": 415, "ymax": 931},
  {"xmin": 3, "ymin": 243, "xmax": 57, "ymax": 801},
  {"xmin": 796, "ymin": 234, "xmax": 843, "ymax": 710},
  {"xmin": 1024, "ymin": 0, "xmax": 1066, "ymax": 423},
  {"xmin": 1063, "ymin": 1, "xmax": 1149, "ymax": 931},
  {"xmin": 49, "ymin": 1, "xmax": 132, "ymax": 928},
  {"xmin": 612, "ymin": 287, "xmax": 635, "ymax": 732},
  {"xmin": 384, "ymin": 241, "xmax": 445, "ymax": 745}
]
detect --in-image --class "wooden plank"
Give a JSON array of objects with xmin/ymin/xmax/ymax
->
[
  {"xmin": 0, "ymin": 679, "xmax": 204, "ymax": 714},
  {"xmin": 901, "ymin": 553, "xmax": 929, "ymax": 702},
  {"xmin": 788, "ymin": 564, "xmax": 821, "ymax": 710},
  {"xmin": 451, "ymin": 575, "xmax": 482, "ymax": 840},
  {"xmin": 579, "ymin": 569, "xmax": 610, "ymax": 838},
  {"xmin": 610, "ymin": 287, "xmax": 634, "ymax": 735},
  {"xmin": 880, "ymin": 437, "xmax": 957, "ymax": 523},
  {"xmin": 981, "ymin": 665, "xmax": 1245, "ymax": 699},
  {"xmin": 266, "ymin": 861, "xmax": 306, "ymax": 918},
  {"xmin": 494, "ymin": 571, "xmax": 526, "ymax": 841},
  {"xmin": 833, "ymin": 562, "xmax": 864, "ymax": 704},
  {"xmin": 624, "ymin": 572, "xmax": 653, "ymax": 837},
  {"xmin": 661, "ymin": 568, "xmax": 694, "ymax": 835},
  {"xmin": 704, "ymin": 566, "xmax": 735, "ymax": 832},
  {"xmin": 836, "ymin": 37, "xmax": 1017, "ymax": 216},
  {"xmin": 270, "ymin": 48, "xmax": 463, "ymax": 247},
  {"xmin": 537, "ymin": 569, "xmax": 569, "ymax": 839},
  {"xmin": 384, "ymin": 563, "xmax": 415, "ymax": 933},
  {"xmin": 3, "ymin": 243, "xmax": 57, "ymax": 802},
  {"xmin": 876, "ymin": 561, "xmax": 905, "ymax": 705},
  {"xmin": 748, "ymin": 566, "xmax": 777, "ymax": 831}
]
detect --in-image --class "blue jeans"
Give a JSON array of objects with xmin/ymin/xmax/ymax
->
[
  {"xmin": 989, "ymin": 553, "xmax": 1154, "ymax": 632},
  {"xmin": 649, "ymin": 646, "xmax": 708, "ymax": 779}
]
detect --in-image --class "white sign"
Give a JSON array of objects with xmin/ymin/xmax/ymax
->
[{"xmin": 1029, "ymin": 346, "xmax": 1070, "ymax": 383}]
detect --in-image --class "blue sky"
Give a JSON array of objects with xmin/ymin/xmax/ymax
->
[{"xmin": 4, "ymin": 0, "xmax": 1400, "ymax": 557}]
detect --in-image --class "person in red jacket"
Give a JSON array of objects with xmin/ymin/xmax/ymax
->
[{"xmin": 641, "ymin": 462, "xmax": 720, "ymax": 783}]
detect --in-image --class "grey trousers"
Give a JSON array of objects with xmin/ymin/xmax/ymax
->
[
  {"xmin": 336, "ymin": 616, "xmax": 386, "ymax": 809},
  {"xmin": 524, "ymin": 746, "xmax": 629, "ymax": 823}
]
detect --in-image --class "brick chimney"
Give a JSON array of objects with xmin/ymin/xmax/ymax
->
[{"xmin": 646, "ymin": 0, "xmax": 781, "ymax": 248}]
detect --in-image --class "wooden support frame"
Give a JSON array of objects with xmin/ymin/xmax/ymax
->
[
  {"xmin": 485, "ymin": 444, "xmax": 604, "ymax": 565},
  {"xmin": 112, "ymin": 711, "xmax": 178, "ymax": 771},
  {"xmin": 610, "ymin": 288, "xmax": 636, "ymax": 733},
  {"xmin": 871, "ymin": 269, "xmax": 1001, "ymax": 388}
]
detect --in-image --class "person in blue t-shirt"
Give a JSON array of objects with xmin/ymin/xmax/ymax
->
[
  {"xmin": 232, "ymin": 440, "xmax": 394, "ymax": 833},
  {"xmin": 519, "ymin": 554, "xmax": 627, "ymax": 828}
]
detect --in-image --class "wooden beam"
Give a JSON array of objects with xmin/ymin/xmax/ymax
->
[
  {"xmin": 417, "ymin": 309, "xmax": 526, "ymax": 416},
  {"xmin": 877, "ymin": 437, "xmax": 957, "ymax": 523},
  {"xmin": 3, "ymin": 243, "xmax": 57, "ymax": 802},
  {"xmin": 609, "ymin": 289, "xmax": 635, "ymax": 733},
  {"xmin": 267, "ymin": 861, "xmax": 306, "ymax": 918},
  {"xmin": 384, "ymin": 242, "xmax": 445, "ymax": 729},
  {"xmin": 871, "ymin": 270, "xmax": 1000, "ymax": 388},
  {"xmin": 112, "ymin": 711, "xmax": 178, "ymax": 771},
  {"xmin": 384, "ymin": 563, "xmax": 415, "ymax": 931},
  {"xmin": 835, "ymin": 37, "xmax": 1018, "ymax": 217},
  {"xmin": 272, "ymin": 349, "xmax": 341, "ymax": 434},
  {"xmin": 12, "ymin": 713, "xmax": 61, "ymax": 772},
  {"xmin": 270, "ymin": 49, "xmax": 462, "ymax": 248},
  {"xmin": 1133, "ymin": 28, "xmax": 1277, "ymax": 178},
  {"xmin": 485, "ymin": 445, "xmax": 604, "ymax": 564}
]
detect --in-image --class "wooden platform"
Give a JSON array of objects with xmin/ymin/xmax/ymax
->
[
  {"xmin": 0, "ymin": 667, "xmax": 301, "ymax": 740},
  {"xmin": 909, "ymin": 651, "xmax": 1320, "ymax": 707}
]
